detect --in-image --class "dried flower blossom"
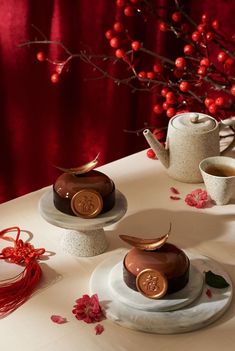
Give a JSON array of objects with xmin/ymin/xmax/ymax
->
[
  {"xmin": 185, "ymin": 189, "xmax": 208, "ymax": 208},
  {"xmin": 95, "ymin": 324, "xmax": 104, "ymax": 335},
  {"xmin": 72, "ymin": 294, "xmax": 104, "ymax": 324},
  {"xmin": 50, "ymin": 315, "xmax": 67, "ymax": 324}
]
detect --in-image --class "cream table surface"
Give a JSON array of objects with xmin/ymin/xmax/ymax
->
[{"xmin": 1, "ymin": 149, "xmax": 235, "ymax": 351}]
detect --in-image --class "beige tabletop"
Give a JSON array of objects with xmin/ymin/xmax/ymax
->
[{"xmin": 0, "ymin": 149, "xmax": 235, "ymax": 350}]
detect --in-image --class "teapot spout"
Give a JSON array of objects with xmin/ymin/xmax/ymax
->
[{"xmin": 143, "ymin": 129, "xmax": 169, "ymax": 168}]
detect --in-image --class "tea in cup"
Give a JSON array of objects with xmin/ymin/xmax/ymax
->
[{"xmin": 199, "ymin": 156, "xmax": 235, "ymax": 205}]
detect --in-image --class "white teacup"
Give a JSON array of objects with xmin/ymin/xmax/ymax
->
[{"xmin": 199, "ymin": 156, "xmax": 235, "ymax": 205}]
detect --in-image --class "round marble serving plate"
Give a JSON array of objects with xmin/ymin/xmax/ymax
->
[
  {"xmin": 89, "ymin": 249, "xmax": 233, "ymax": 334},
  {"xmin": 39, "ymin": 188, "xmax": 127, "ymax": 257},
  {"xmin": 109, "ymin": 261, "xmax": 203, "ymax": 312}
]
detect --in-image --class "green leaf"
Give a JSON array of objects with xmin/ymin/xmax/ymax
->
[{"xmin": 205, "ymin": 270, "xmax": 230, "ymax": 289}]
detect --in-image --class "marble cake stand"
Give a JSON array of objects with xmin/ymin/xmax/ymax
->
[
  {"xmin": 109, "ymin": 261, "xmax": 204, "ymax": 312},
  {"xmin": 90, "ymin": 249, "xmax": 233, "ymax": 334},
  {"xmin": 39, "ymin": 188, "xmax": 127, "ymax": 257}
]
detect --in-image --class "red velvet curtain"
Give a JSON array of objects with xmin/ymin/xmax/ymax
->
[{"xmin": 0, "ymin": 0, "xmax": 234, "ymax": 203}]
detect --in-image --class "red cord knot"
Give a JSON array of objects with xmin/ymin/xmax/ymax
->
[
  {"xmin": 1, "ymin": 239, "xmax": 45, "ymax": 265},
  {"xmin": 0, "ymin": 227, "xmax": 46, "ymax": 318}
]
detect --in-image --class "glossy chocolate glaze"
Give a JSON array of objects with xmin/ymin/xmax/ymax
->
[
  {"xmin": 125, "ymin": 244, "xmax": 189, "ymax": 278},
  {"xmin": 53, "ymin": 170, "xmax": 115, "ymax": 216},
  {"xmin": 123, "ymin": 243, "xmax": 190, "ymax": 294},
  {"xmin": 54, "ymin": 170, "xmax": 114, "ymax": 199}
]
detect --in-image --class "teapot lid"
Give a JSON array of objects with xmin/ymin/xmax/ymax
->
[{"xmin": 171, "ymin": 113, "xmax": 217, "ymax": 133}]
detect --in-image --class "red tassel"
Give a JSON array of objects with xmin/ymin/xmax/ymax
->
[{"xmin": 0, "ymin": 227, "xmax": 45, "ymax": 318}]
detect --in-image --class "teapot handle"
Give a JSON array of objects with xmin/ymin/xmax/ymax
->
[{"xmin": 219, "ymin": 119, "xmax": 235, "ymax": 155}]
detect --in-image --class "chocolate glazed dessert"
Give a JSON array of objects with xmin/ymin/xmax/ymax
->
[
  {"xmin": 120, "ymin": 230, "xmax": 190, "ymax": 299},
  {"xmin": 53, "ymin": 157, "xmax": 115, "ymax": 218}
]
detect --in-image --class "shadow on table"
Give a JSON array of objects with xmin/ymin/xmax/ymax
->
[
  {"xmin": 105, "ymin": 208, "xmax": 235, "ymax": 251},
  {"xmin": 36, "ymin": 262, "xmax": 62, "ymax": 294},
  {"xmin": 13, "ymin": 230, "xmax": 61, "ymax": 293}
]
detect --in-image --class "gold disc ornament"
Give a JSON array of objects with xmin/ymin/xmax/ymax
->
[
  {"xmin": 136, "ymin": 269, "xmax": 168, "ymax": 299},
  {"xmin": 71, "ymin": 189, "xmax": 103, "ymax": 218}
]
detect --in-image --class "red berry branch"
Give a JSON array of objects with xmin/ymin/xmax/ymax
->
[{"xmin": 20, "ymin": 0, "xmax": 235, "ymax": 148}]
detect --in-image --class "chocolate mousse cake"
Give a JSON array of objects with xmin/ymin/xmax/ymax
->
[
  {"xmin": 53, "ymin": 161, "xmax": 115, "ymax": 218},
  {"xmin": 120, "ymin": 232, "xmax": 190, "ymax": 299}
]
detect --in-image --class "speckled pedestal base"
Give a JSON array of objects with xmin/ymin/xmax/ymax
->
[
  {"xmin": 39, "ymin": 188, "xmax": 127, "ymax": 257},
  {"xmin": 60, "ymin": 228, "xmax": 107, "ymax": 257}
]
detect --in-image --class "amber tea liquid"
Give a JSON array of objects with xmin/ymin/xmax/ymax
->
[{"xmin": 205, "ymin": 165, "xmax": 235, "ymax": 177}]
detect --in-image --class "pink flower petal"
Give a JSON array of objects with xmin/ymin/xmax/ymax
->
[
  {"xmin": 95, "ymin": 324, "xmax": 104, "ymax": 335},
  {"xmin": 170, "ymin": 196, "xmax": 181, "ymax": 200},
  {"xmin": 170, "ymin": 187, "xmax": 180, "ymax": 195},
  {"xmin": 50, "ymin": 315, "xmax": 67, "ymax": 324},
  {"xmin": 206, "ymin": 288, "xmax": 212, "ymax": 298}
]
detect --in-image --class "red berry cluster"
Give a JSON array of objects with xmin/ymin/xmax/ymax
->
[
  {"xmin": 157, "ymin": 12, "xmax": 235, "ymax": 118},
  {"xmin": 146, "ymin": 128, "xmax": 166, "ymax": 159},
  {"xmin": 36, "ymin": 51, "xmax": 67, "ymax": 84},
  {"xmin": 104, "ymin": 3, "xmax": 235, "ymax": 126},
  {"xmin": 105, "ymin": 0, "xmax": 147, "ymax": 61},
  {"xmin": 153, "ymin": 87, "xmax": 190, "ymax": 119},
  {"xmin": 32, "ymin": 0, "xmax": 235, "ymax": 131},
  {"xmin": 159, "ymin": 11, "xmax": 188, "ymax": 34}
]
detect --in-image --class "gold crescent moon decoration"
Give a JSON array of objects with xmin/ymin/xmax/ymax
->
[
  {"xmin": 119, "ymin": 223, "xmax": 171, "ymax": 251},
  {"xmin": 55, "ymin": 154, "xmax": 100, "ymax": 175}
]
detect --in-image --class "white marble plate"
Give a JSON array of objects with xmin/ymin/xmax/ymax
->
[
  {"xmin": 89, "ymin": 249, "xmax": 233, "ymax": 334},
  {"xmin": 109, "ymin": 261, "xmax": 203, "ymax": 312}
]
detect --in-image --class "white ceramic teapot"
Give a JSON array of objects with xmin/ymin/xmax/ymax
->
[{"xmin": 143, "ymin": 112, "xmax": 235, "ymax": 183}]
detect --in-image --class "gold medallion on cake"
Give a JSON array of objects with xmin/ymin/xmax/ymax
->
[
  {"xmin": 136, "ymin": 269, "xmax": 168, "ymax": 299},
  {"xmin": 71, "ymin": 189, "xmax": 103, "ymax": 218}
]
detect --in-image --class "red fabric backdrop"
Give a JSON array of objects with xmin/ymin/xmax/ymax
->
[{"xmin": 0, "ymin": 0, "xmax": 234, "ymax": 203}]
